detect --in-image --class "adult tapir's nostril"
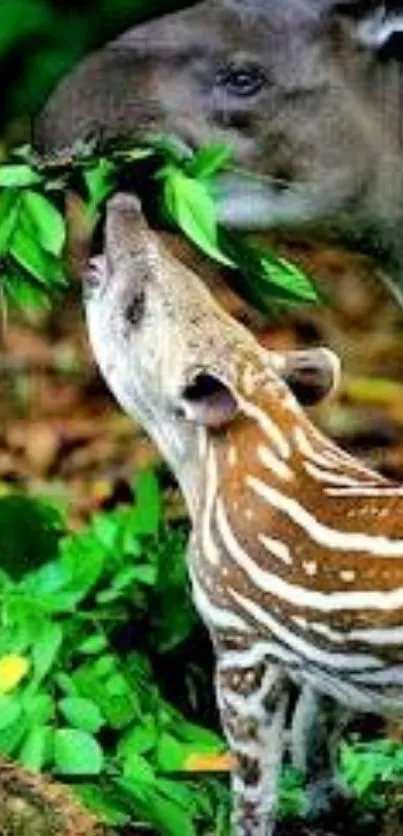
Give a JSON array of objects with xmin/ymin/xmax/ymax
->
[{"xmin": 178, "ymin": 372, "xmax": 238, "ymax": 429}]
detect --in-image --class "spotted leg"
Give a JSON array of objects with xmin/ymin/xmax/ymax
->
[
  {"xmin": 215, "ymin": 654, "xmax": 289, "ymax": 836},
  {"xmin": 291, "ymin": 684, "xmax": 351, "ymax": 814}
]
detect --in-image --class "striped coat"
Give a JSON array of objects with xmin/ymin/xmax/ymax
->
[{"xmin": 189, "ymin": 357, "xmax": 403, "ymax": 835}]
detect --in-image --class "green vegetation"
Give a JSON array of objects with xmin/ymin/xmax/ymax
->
[
  {"xmin": 0, "ymin": 471, "xmax": 229, "ymax": 835},
  {"xmin": 0, "ymin": 139, "xmax": 319, "ymax": 317}
]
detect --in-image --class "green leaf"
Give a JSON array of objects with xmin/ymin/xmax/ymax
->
[
  {"xmin": 174, "ymin": 718, "xmax": 224, "ymax": 752},
  {"xmin": 259, "ymin": 251, "xmax": 319, "ymax": 304},
  {"xmin": 118, "ymin": 716, "xmax": 158, "ymax": 758},
  {"xmin": 84, "ymin": 158, "xmax": 116, "ymax": 215},
  {"xmin": 0, "ymin": 695, "xmax": 21, "ymax": 730},
  {"xmin": 118, "ymin": 775, "xmax": 197, "ymax": 836},
  {"xmin": 21, "ymin": 692, "xmax": 55, "ymax": 725},
  {"xmin": 132, "ymin": 563, "xmax": 157, "ymax": 585},
  {"xmin": 156, "ymin": 732, "xmax": 189, "ymax": 771},
  {"xmin": 32, "ymin": 622, "xmax": 63, "ymax": 683},
  {"xmin": 0, "ymin": 165, "xmax": 42, "ymax": 188},
  {"xmin": 19, "ymin": 724, "xmax": 52, "ymax": 772},
  {"xmin": 53, "ymin": 728, "xmax": 104, "ymax": 776},
  {"xmin": 0, "ymin": 190, "xmax": 21, "ymax": 253},
  {"xmin": 132, "ymin": 469, "xmax": 162, "ymax": 535},
  {"xmin": 10, "ymin": 223, "xmax": 65, "ymax": 286},
  {"xmin": 21, "ymin": 191, "xmax": 65, "ymax": 256},
  {"xmin": 161, "ymin": 166, "xmax": 233, "ymax": 267},
  {"xmin": 78, "ymin": 634, "xmax": 108, "ymax": 655},
  {"xmin": 0, "ymin": 715, "xmax": 28, "ymax": 755},
  {"xmin": 55, "ymin": 673, "xmax": 78, "ymax": 696},
  {"xmin": 0, "ymin": 495, "xmax": 62, "ymax": 580},
  {"xmin": 3, "ymin": 273, "xmax": 51, "ymax": 313},
  {"xmin": 74, "ymin": 783, "xmax": 131, "ymax": 827},
  {"xmin": 187, "ymin": 144, "xmax": 233, "ymax": 179},
  {"xmin": 122, "ymin": 751, "xmax": 155, "ymax": 783},
  {"xmin": 221, "ymin": 232, "xmax": 319, "ymax": 313},
  {"xmin": 59, "ymin": 697, "xmax": 104, "ymax": 734}
]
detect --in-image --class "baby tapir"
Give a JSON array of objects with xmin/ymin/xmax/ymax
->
[
  {"xmin": 36, "ymin": 0, "xmax": 403, "ymax": 281},
  {"xmin": 85, "ymin": 193, "xmax": 403, "ymax": 836}
]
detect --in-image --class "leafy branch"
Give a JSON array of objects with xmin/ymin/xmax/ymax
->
[{"xmin": 0, "ymin": 138, "xmax": 320, "ymax": 315}]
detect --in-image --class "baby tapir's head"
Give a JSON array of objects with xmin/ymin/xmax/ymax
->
[{"xmin": 84, "ymin": 193, "xmax": 339, "ymax": 512}]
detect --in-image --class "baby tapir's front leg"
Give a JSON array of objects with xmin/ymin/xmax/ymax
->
[{"xmin": 215, "ymin": 649, "xmax": 289, "ymax": 836}]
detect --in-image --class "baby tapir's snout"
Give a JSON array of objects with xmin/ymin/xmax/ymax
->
[{"xmin": 84, "ymin": 192, "xmax": 340, "ymax": 514}]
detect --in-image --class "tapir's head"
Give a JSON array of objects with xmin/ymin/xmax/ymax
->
[
  {"xmin": 85, "ymin": 193, "xmax": 339, "ymax": 513},
  {"xmin": 37, "ymin": 1, "xmax": 403, "ymax": 269}
]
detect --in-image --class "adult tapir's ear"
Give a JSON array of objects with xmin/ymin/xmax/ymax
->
[
  {"xmin": 178, "ymin": 372, "xmax": 239, "ymax": 429},
  {"xmin": 342, "ymin": 2, "xmax": 403, "ymax": 51},
  {"xmin": 272, "ymin": 347, "xmax": 341, "ymax": 405}
]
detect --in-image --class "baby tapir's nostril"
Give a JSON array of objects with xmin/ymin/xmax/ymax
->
[{"xmin": 178, "ymin": 372, "xmax": 238, "ymax": 429}]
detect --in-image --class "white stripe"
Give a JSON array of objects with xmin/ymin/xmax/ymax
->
[
  {"xmin": 248, "ymin": 474, "xmax": 403, "ymax": 560},
  {"xmin": 294, "ymin": 427, "xmax": 340, "ymax": 469},
  {"xmin": 303, "ymin": 460, "xmax": 378, "ymax": 487},
  {"xmin": 202, "ymin": 444, "xmax": 221, "ymax": 565},
  {"xmin": 190, "ymin": 570, "xmax": 251, "ymax": 632},
  {"xmin": 217, "ymin": 494, "xmax": 403, "ymax": 612},
  {"xmin": 317, "ymin": 439, "xmax": 382, "ymax": 477},
  {"xmin": 295, "ymin": 617, "xmax": 403, "ymax": 647},
  {"xmin": 237, "ymin": 394, "xmax": 290, "ymax": 458},
  {"xmin": 306, "ymin": 425, "xmax": 384, "ymax": 479},
  {"xmin": 325, "ymin": 486, "xmax": 403, "ymax": 497},
  {"xmin": 351, "ymin": 666, "xmax": 403, "ymax": 685},
  {"xmin": 294, "ymin": 427, "xmax": 384, "ymax": 485},
  {"xmin": 258, "ymin": 534, "xmax": 293, "ymax": 565},
  {"xmin": 219, "ymin": 640, "xmax": 299, "ymax": 669},
  {"xmin": 228, "ymin": 588, "xmax": 381, "ymax": 670},
  {"xmin": 257, "ymin": 444, "xmax": 293, "ymax": 481}
]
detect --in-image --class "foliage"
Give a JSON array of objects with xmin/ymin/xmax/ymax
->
[
  {"xmin": 0, "ymin": 470, "xmax": 229, "ymax": 834},
  {"xmin": 0, "ymin": 138, "xmax": 320, "ymax": 316},
  {"xmin": 339, "ymin": 736, "xmax": 403, "ymax": 811}
]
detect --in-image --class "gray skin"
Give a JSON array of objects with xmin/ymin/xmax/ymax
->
[{"xmin": 36, "ymin": 1, "xmax": 403, "ymax": 282}]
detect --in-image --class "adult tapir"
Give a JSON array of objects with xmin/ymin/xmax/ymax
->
[{"xmin": 35, "ymin": 0, "xmax": 403, "ymax": 290}]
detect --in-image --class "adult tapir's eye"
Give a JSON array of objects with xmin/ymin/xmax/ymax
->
[
  {"xmin": 125, "ymin": 289, "xmax": 146, "ymax": 327},
  {"xmin": 215, "ymin": 61, "xmax": 266, "ymax": 97}
]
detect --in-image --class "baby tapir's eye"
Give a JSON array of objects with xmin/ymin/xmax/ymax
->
[
  {"xmin": 215, "ymin": 61, "xmax": 266, "ymax": 97},
  {"xmin": 125, "ymin": 289, "xmax": 146, "ymax": 326}
]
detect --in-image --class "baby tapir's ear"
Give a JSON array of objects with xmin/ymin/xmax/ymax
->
[
  {"xmin": 178, "ymin": 372, "xmax": 238, "ymax": 428},
  {"xmin": 273, "ymin": 347, "xmax": 341, "ymax": 405}
]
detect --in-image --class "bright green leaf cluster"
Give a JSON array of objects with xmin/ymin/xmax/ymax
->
[
  {"xmin": 0, "ymin": 472, "xmax": 228, "ymax": 834},
  {"xmin": 0, "ymin": 138, "xmax": 320, "ymax": 315},
  {"xmin": 339, "ymin": 737, "xmax": 403, "ymax": 809}
]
